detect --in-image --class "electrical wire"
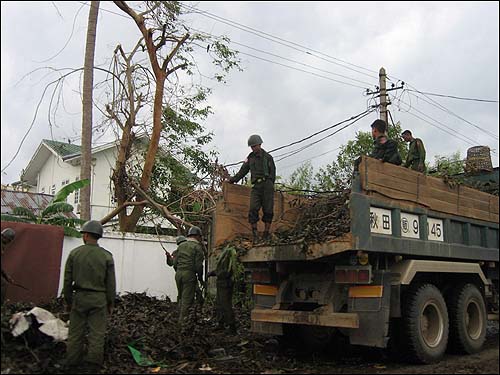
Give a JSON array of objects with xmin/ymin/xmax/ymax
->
[
  {"xmin": 180, "ymin": 3, "xmax": 379, "ymax": 80},
  {"xmin": 406, "ymin": 89, "xmax": 498, "ymax": 103}
]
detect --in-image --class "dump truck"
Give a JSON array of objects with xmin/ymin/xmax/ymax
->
[{"xmin": 212, "ymin": 155, "xmax": 499, "ymax": 364}]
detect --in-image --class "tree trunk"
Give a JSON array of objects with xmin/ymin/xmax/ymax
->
[{"xmin": 80, "ymin": 1, "xmax": 100, "ymax": 220}]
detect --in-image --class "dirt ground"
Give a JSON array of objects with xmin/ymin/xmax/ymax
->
[{"xmin": 1, "ymin": 294, "xmax": 498, "ymax": 374}]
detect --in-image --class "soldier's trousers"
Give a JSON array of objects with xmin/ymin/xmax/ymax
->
[
  {"xmin": 175, "ymin": 270, "xmax": 197, "ymax": 322},
  {"xmin": 215, "ymin": 278, "xmax": 235, "ymax": 327},
  {"xmin": 66, "ymin": 291, "xmax": 108, "ymax": 366},
  {"xmin": 249, "ymin": 180, "xmax": 274, "ymax": 224}
]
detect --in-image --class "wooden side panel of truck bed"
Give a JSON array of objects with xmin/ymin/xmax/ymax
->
[
  {"xmin": 212, "ymin": 182, "xmax": 308, "ymax": 247},
  {"xmin": 358, "ymin": 156, "xmax": 499, "ymax": 223}
]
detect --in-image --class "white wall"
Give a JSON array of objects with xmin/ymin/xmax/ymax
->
[
  {"xmin": 59, "ymin": 231, "xmax": 179, "ymax": 301},
  {"xmin": 90, "ymin": 147, "xmax": 117, "ymax": 220}
]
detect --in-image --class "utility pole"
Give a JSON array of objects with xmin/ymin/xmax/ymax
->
[
  {"xmin": 80, "ymin": 1, "xmax": 100, "ymax": 221},
  {"xmin": 379, "ymin": 67, "xmax": 389, "ymax": 126}
]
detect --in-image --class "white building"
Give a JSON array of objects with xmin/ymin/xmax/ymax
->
[{"xmin": 20, "ymin": 137, "xmax": 158, "ymax": 225}]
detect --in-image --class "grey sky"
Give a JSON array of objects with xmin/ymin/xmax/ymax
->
[{"xmin": 1, "ymin": 1, "xmax": 499, "ymax": 185}]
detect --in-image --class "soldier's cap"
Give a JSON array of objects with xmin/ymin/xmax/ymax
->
[{"xmin": 402, "ymin": 129, "xmax": 412, "ymax": 136}]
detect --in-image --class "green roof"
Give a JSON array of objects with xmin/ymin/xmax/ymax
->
[{"xmin": 43, "ymin": 139, "xmax": 81, "ymax": 157}]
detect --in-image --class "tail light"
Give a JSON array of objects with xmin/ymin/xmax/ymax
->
[{"xmin": 335, "ymin": 265, "xmax": 372, "ymax": 284}]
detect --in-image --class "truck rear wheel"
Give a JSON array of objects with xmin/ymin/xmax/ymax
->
[
  {"xmin": 402, "ymin": 284, "xmax": 449, "ymax": 363},
  {"xmin": 447, "ymin": 283, "xmax": 486, "ymax": 354}
]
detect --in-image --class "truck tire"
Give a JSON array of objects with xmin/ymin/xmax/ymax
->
[
  {"xmin": 447, "ymin": 283, "xmax": 486, "ymax": 354},
  {"xmin": 402, "ymin": 284, "xmax": 449, "ymax": 364}
]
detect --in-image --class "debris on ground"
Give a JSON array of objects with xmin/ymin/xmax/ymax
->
[{"xmin": 1, "ymin": 293, "xmax": 498, "ymax": 374}]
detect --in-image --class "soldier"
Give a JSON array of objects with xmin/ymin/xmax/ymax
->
[
  {"xmin": 63, "ymin": 220, "xmax": 116, "ymax": 372},
  {"xmin": 1, "ymin": 228, "xmax": 16, "ymax": 305},
  {"xmin": 208, "ymin": 245, "xmax": 237, "ymax": 334},
  {"xmin": 370, "ymin": 119, "xmax": 402, "ymax": 166},
  {"xmin": 228, "ymin": 134, "xmax": 276, "ymax": 244},
  {"xmin": 402, "ymin": 129, "xmax": 426, "ymax": 172},
  {"xmin": 173, "ymin": 226, "xmax": 205, "ymax": 325},
  {"xmin": 166, "ymin": 236, "xmax": 204, "ymax": 306}
]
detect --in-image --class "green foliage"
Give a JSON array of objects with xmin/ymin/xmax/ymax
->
[
  {"xmin": 285, "ymin": 161, "xmax": 314, "ymax": 194},
  {"xmin": 0, "ymin": 180, "xmax": 89, "ymax": 237},
  {"xmin": 428, "ymin": 151, "xmax": 464, "ymax": 176}
]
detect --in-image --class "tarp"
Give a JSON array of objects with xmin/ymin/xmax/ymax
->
[{"xmin": 1, "ymin": 221, "xmax": 64, "ymax": 303}]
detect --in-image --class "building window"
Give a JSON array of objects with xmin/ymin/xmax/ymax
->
[
  {"xmin": 74, "ymin": 189, "xmax": 80, "ymax": 204},
  {"xmin": 41, "ymin": 187, "xmax": 45, "ymax": 194},
  {"xmin": 62, "ymin": 179, "xmax": 69, "ymax": 186},
  {"xmin": 51, "ymin": 184, "xmax": 56, "ymax": 195}
]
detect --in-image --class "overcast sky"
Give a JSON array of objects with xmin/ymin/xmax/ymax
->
[{"xmin": 1, "ymin": 1, "xmax": 499, "ymax": 185}]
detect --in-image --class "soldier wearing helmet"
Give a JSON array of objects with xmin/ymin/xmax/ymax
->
[
  {"xmin": 228, "ymin": 134, "xmax": 276, "ymax": 244},
  {"xmin": 63, "ymin": 220, "xmax": 116, "ymax": 372},
  {"xmin": 166, "ymin": 235, "xmax": 204, "ymax": 307},
  {"xmin": 173, "ymin": 226, "xmax": 205, "ymax": 328},
  {"xmin": 1, "ymin": 228, "xmax": 16, "ymax": 304}
]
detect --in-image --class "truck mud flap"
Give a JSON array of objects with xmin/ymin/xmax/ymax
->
[{"xmin": 348, "ymin": 271, "xmax": 392, "ymax": 348}]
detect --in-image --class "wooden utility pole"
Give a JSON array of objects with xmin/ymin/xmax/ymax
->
[
  {"xmin": 80, "ymin": 1, "xmax": 100, "ymax": 220},
  {"xmin": 379, "ymin": 67, "xmax": 389, "ymax": 126}
]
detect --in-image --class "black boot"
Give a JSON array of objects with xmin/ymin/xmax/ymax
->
[
  {"xmin": 262, "ymin": 231, "xmax": 270, "ymax": 242},
  {"xmin": 252, "ymin": 228, "xmax": 259, "ymax": 245}
]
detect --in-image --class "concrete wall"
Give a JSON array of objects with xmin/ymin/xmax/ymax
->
[{"xmin": 59, "ymin": 231, "xmax": 180, "ymax": 301}]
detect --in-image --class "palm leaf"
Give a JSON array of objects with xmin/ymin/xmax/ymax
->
[
  {"xmin": 62, "ymin": 226, "xmax": 82, "ymax": 238},
  {"xmin": 0, "ymin": 214, "xmax": 31, "ymax": 223},
  {"xmin": 52, "ymin": 179, "xmax": 90, "ymax": 203},
  {"xmin": 12, "ymin": 207, "xmax": 37, "ymax": 221},
  {"xmin": 42, "ymin": 202, "xmax": 75, "ymax": 218}
]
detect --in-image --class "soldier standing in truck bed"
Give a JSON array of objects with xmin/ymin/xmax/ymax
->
[
  {"xmin": 402, "ymin": 129, "xmax": 426, "ymax": 172},
  {"xmin": 370, "ymin": 119, "xmax": 402, "ymax": 166},
  {"xmin": 228, "ymin": 134, "xmax": 276, "ymax": 244}
]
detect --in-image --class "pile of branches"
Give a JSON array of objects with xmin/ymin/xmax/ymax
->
[{"xmin": 273, "ymin": 189, "xmax": 351, "ymax": 245}]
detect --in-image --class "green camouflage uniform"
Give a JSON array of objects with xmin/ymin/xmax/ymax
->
[
  {"xmin": 167, "ymin": 249, "xmax": 204, "ymax": 306},
  {"xmin": 211, "ymin": 246, "xmax": 237, "ymax": 330},
  {"xmin": 173, "ymin": 238, "xmax": 205, "ymax": 322},
  {"xmin": 404, "ymin": 138, "xmax": 426, "ymax": 172},
  {"xmin": 370, "ymin": 135, "xmax": 402, "ymax": 166},
  {"xmin": 229, "ymin": 149, "xmax": 276, "ymax": 224},
  {"xmin": 63, "ymin": 243, "xmax": 116, "ymax": 367}
]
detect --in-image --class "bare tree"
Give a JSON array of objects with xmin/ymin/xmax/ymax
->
[{"xmin": 109, "ymin": 1, "xmax": 240, "ymax": 232}]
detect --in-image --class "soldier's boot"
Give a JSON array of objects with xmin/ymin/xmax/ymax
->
[
  {"xmin": 262, "ymin": 223, "xmax": 272, "ymax": 242},
  {"xmin": 252, "ymin": 224, "xmax": 259, "ymax": 245},
  {"xmin": 228, "ymin": 324, "xmax": 237, "ymax": 335}
]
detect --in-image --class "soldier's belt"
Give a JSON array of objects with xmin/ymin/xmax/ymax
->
[{"xmin": 253, "ymin": 177, "xmax": 267, "ymax": 184}]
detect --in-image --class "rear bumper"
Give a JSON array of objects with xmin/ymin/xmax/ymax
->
[{"xmin": 251, "ymin": 308, "xmax": 359, "ymax": 329}]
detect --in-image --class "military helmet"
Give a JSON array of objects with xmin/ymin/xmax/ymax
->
[
  {"xmin": 247, "ymin": 134, "xmax": 263, "ymax": 147},
  {"xmin": 80, "ymin": 220, "xmax": 104, "ymax": 238},
  {"xmin": 1, "ymin": 228, "xmax": 16, "ymax": 243},
  {"xmin": 187, "ymin": 226, "xmax": 202, "ymax": 237},
  {"xmin": 176, "ymin": 235, "xmax": 187, "ymax": 245}
]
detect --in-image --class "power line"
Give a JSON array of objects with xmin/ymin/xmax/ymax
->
[
  {"xmin": 223, "ymin": 39, "xmax": 376, "ymax": 87},
  {"xmin": 181, "ymin": 3, "xmax": 379, "ymax": 80},
  {"xmin": 406, "ymin": 89, "xmax": 498, "ymax": 103},
  {"xmin": 224, "ymin": 108, "xmax": 375, "ymax": 167},
  {"xmin": 397, "ymin": 98, "xmax": 480, "ymax": 146},
  {"xmin": 279, "ymin": 146, "xmax": 341, "ymax": 172},
  {"xmin": 407, "ymin": 90, "xmax": 499, "ymax": 140},
  {"xmin": 235, "ymin": 50, "xmax": 368, "ymax": 90},
  {"xmin": 274, "ymin": 110, "xmax": 374, "ymax": 163}
]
